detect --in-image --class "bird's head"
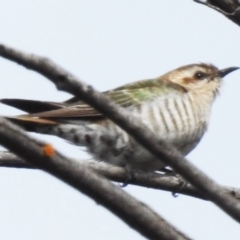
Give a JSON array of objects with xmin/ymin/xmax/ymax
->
[{"xmin": 165, "ymin": 63, "xmax": 239, "ymax": 97}]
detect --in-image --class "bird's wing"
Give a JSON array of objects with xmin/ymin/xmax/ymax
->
[{"xmin": 2, "ymin": 79, "xmax": 187, "ymax": 120}]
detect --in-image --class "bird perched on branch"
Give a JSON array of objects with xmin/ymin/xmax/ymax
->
[{"xmin": 1, "ymin": 63, "xmax": 239, "ymax": 171}]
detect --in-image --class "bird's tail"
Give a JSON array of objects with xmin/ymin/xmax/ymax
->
[
  {"xmin": 0, "ymin": 98, "xmax": 108, "ymax": 149},
  {"xmin": 1, "ymin": 98, "xmax": 62, "ymax": 132},
  {"xmin": 1, "ymin": 98, "xmax": 64, "ymax": 114},
  {"xmin": 4, "ymin": 116, "xmax": 58, "ymax": 132}
]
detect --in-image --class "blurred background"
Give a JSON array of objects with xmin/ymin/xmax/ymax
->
[{"xmin": 0, "ymin": 1, "xmax": 240, "ymax": 239}]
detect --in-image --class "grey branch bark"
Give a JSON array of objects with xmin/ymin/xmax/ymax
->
[
  {"xmin": 1, "ymin": 151, "xmax": 240, "ymax": 201},
  {"xmin": 193, "ymin": 0, "xmax": 240, "ymax": 26},
  {"xmin": 0, "ymin": 117, "xmax": 191, "ymax": 240},
  {"xmin": 0, "ymin": 44, "xmax": 240, "ymax": 223}
]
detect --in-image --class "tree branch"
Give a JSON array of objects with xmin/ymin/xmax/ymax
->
[
  {"xmin": 0, "ymin": 117, "xmax": 191, "ymax": 240},
  {"xmin": 0, "ymin": 44, "xmax": 239, "ymax": 222},
  {"xmin": 1, "ymin": 151, "xmax": 240, "ymax": 201},
  {"xmin": 193, "ymin": 0, "xmax": 240, "ymax": 27}
]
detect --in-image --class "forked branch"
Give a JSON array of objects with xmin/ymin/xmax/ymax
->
[{"xmin": 0, "ymin": 44, "xmax": 240, "ymax": 222}]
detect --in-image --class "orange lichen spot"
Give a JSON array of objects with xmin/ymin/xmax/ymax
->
[{"xmin": 42, "ymin": 144, "xmax": 55, "ymax": 157}]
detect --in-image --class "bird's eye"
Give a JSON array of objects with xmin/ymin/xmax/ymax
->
[{"xmin": 194, "ymin": 72, "xmax": 206, "ymax": 80}]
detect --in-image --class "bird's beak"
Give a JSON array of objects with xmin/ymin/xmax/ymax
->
[{"xmin": 218, "ymin": 67, "xmax": 239, "ymax": 78}]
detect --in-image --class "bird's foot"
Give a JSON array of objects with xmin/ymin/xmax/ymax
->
[
  {"xmin": 172, "ymin": 175, "xmax": 187, "ymax": 197},
  {"xmin": 119, "ymin": 165, "xmax": 134, "ymax": 188},
  {"xmin": 158, "ymin": 168, "xmax": 187, "ymax": 197}
]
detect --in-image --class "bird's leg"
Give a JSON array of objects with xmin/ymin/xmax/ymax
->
[{"xmin": 119, "ymin": 164, "xmax": 135, "ymax": 188}]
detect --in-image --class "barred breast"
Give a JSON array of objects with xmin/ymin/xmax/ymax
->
[{"xmin": 131, "ymin": 93, "xmax": 209, "ymax": 155}]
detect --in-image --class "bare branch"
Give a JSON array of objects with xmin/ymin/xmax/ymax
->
[
  {"xmin": 1, "ymin": 151, "xmax": 240, "ymax": 201},
  {"xmin": 0, "ymin": 44, "xmax": 240, "ymax": 222},
  {"xmin": 193, "ymin": 0, "xmax": 240, "ymax": 27},
  {"xmin": 0, "ymin": 151, "xmax": 35, "ymax": 168},
  {"xmin": 0, "ymin": 45, "xmax": 240, "ymax": 222},
  {"xmin": 0, "ymin": 117, "xmax": 191, "ymax": 240}
]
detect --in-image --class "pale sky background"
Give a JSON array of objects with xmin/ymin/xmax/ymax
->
[{"xmin": 0, "ymin": 1, "xmax": 240, "ymax": 239}]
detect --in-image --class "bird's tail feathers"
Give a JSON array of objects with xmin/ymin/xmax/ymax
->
[
  {"xmin": 5, "ymin": 116, "xmax": 58, "ymax": 132},
  {"xmin": 1, "ymin": 98, "xmax": 64, "ymax": 114}
]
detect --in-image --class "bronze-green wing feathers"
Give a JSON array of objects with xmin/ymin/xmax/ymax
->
[
  {"xmin": 106, "ymin": 78, "xmax": 186, "ymax": 108},
  {"xmin": 1, "ymin": 78, "xmax": 187, "ymax": 121}
]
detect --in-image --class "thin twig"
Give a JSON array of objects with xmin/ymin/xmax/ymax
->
[
  {"xmin": 0, "ymin": 117, "xmax": 191, "ymax": 240},
  {"xmin": 0, "ymin": 44, "xmax": 239, "ymax": 222},
  {"xmin": 193, "ymin": 0, "xmax": 240, "ymax": 27}
]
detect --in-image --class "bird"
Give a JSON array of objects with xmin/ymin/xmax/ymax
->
[{"xmin": 1, "ymin": 63, "xmax": 239, "ymax": 172}]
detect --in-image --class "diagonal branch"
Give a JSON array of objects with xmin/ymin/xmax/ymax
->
[
  {"xmin": 0, "ymin": 117, "xmax": 191, "ymax": 240},
  {"xmin": 0, "ymin": 44, "xmax": 240, "ymax": 222},
  {"xmin": 193, "ymin": 0, "xmax": 240, "ymax": 27},
  {"xmin": 1, "ymin": 151, "xmax": 240, "ymax": 201}
]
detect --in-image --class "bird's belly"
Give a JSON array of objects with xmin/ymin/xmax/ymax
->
[
  {"xmin": 48, "ymin": 96, "xmax": 207, "ymax": 171},
  {"xmin": 85, "ymin": 97, "xmax": 207, "ymax": 171},
  {"xmin": 110, "ymin": 98, "xmax": 207, "ymax": 170},
  {"xmin": 152, "ymin": 124, "xmax": 205, "ymax": 155},
  {"xmin": 87, "ymin": 116, "xmax": 206, "ymax": 171}
]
